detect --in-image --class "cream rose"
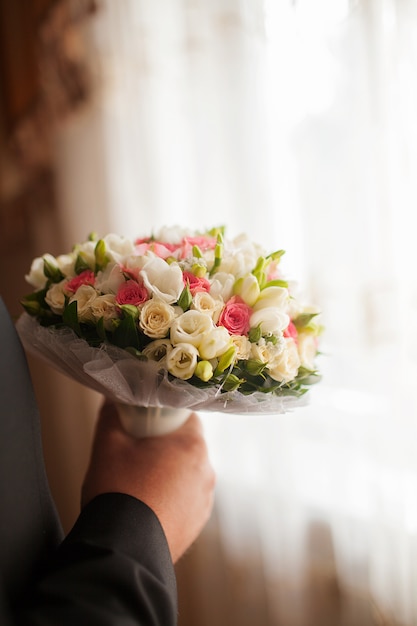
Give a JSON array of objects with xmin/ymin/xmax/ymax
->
[
  {"xmin": 253, "ymin": 286, "xmax": 289, "ymax": 312},
  {"xmin": 191, "ymin": 292, "xmax": 223, "ymax": 323},
  {"xmin": 166, "ymin": 343, "xmax": 199, "ymax": 380},
  {"xmin": 45, "ymin": 280, "xmax": 67, "ymax": 315},
  {"xmin": 250, "ymin": 337, "xmax": 284, "ymax": 364},
  {"xmin": 297, "ymin": 332, "xmax": 317, "ymax": 370},
  {"xmin": 90, "ymin": 294, "xmax": 118, "ymax": 330},
  {"xmin": 199, "ymin": 326, "xmax": 231, "ymax": 360},
  {"xmin": 140, "ymin": 257, "xmax": 184, "ymax": 304},
  {"xmin": 170, "ymin": 310, "xmax": 213, "ymax": 348},
  {"xmin": 267, "ymin": 338, "xmax": 300, "ymax": 383},
  {"xmin": 231, "ymin": 335, "xmax": 252, "ymax": 360},
  {"xmin": 142, "ymin": 339, "xmax": 173, "ymax": 366},
  {"xmin": 139, "ymin": 299, "xmax": 176, "ymax": 339},
  {"xmin": 250, "ymin": 307, "xmax": 289, "ymax": 336},
  {"xmin": 69, "ymin": 284, "xmax": 98, "ymax": 323}
]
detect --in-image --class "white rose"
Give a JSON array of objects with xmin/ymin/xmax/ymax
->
[
  {"xmin": 191, "ymin": 292, "xmax": 223, "ymax": 323},
  {"xmin": 90, "ymin": 294, "xmax": 118, "ymax": 330},
  {"xmin": 95, "ymin": 264, "xmax": 125, "ymax": 294},
  {"xmin": 104, "ymin": 233, "xmax": 135, "ymax": 262},
  {"xmin": 45, "ymin": 280, "xmax": 67, "ymax": 314},
  {"xmin": 267, "ymin": 338, "xmax": 300, "ymax": 383},
  {"xmin": 209, "ymin": 272, "xmax": 235, "ymax": 301},
  {"xmin": 297, "ymin": 332, "xmax": 317, "ymax": 370},
  {"xmin": 142, "ymin": 339, "xmax": 173, "ymax": 366},
  {"xmin": 140, "ymin": 257, "xmax": 184, "ymax": 304},
  {"xmin": 250, "ymin": 307, "xmax": 289, "ymax": 336},
  {"xmin": 166, "ymin": 343, "xmax": 199, "ymax": 380},
  {"xmin": 170, "ymin": 310, "xmax": 213, "ymax": 348},
  {"xmin": 139, "ymin": 299, "xmax": 176, "ymax": 338},
  {"xmin": 231, "ymin": 335, "xmax": 252, "ymax": 360},
  {"xmin": 199, "ymin": 326, "xmax": 231, "ymax": 360},
  {"xmin": 69, "ymin": 285, "xmax": 98, "ymax": 323},
  {"xmin": 253, "ymin": 286, "xmax": 289, "ymax": 312}
]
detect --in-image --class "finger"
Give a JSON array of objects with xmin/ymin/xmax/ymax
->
[{"xmin": 176, "ymin": 412, "xmax": 203, "ymax": 436}]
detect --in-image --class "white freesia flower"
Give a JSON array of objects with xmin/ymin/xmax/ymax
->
[
  {"xmin": 142, "ymin": 339, "xmax": 173, "ymax": 366},
  {"xmin": 199, "ymin": 326, "xmax": 231, "ymax": 360},
  {"xmin": 95, "ymin": 264, "xmax": 125, "ymax": 294},
  {"xmin": 56, "ymin": 253, "xmax": 76, "ymax": 278},
  {"xmin": 74, "ymin": 241, "xmax": 96, "ymax": 269},
  {"xmin": 191, "ymin": 292, "xmax": 223, "ymax": 323},
  {"xmin": 166, "ymin": 343, "xmax": 199, "ymax": 379},
  {"xmin": 45, "ymin": 280, "xmax": 67, "ymax": 315},
  {"xmin": 69, "ymin": 285, "xmax": 97, "ymax": 323},
  {"xmin": 267, "ymin": 338, "xmax": 300, "ymax": 383},
  {"xmin": 170, "ymin": 310, "xmax": 213, "ymax": 348},
  {"xmin": 297, "ymin": 332, "xmax": 317, "ymax": 370},
  {"xmin": 231, "ymin": 335, "xmax": 252, "ymax": 360},
  {"xmin": 140, "ymin": 257, "xmax": 184, "ymax": 304},
  {"xmin": 154, "ymin": 225, "xmax": 190, "ymax": 243},
  {"xmin": 209, "ymin": 272, "xmax": 235, "ymax": 301},
  {"xmin": 124, "ymin": 253, "xmax": 150, "ymax": 276},
  {"xmin": 233, "ymin": 274, "xmax": 260, "ymax": 306},
  {"xmin": 139, "ymin": 299, "xmax": 176, "ymax": 339},
  {"xmin": 25, "ymin": 254, "xmax": 57, "ymax": 289},
  {"xmin": 218, "ymin": 234, "xmax": 264, "ymax": 277},
  {"xmin": 90, "ymin": 294, "xmax": 118, "ymax": 330},
  {"xmin": 253, "ymin": 286, "xmax": 289, "ymax": 312},
  {"xmin": 250, "ymin": 307, "xmax": 289, "ymax": 336},
  {"xmin": 104, "ymin": 234, "xmax": 135, "ymax": 262}
]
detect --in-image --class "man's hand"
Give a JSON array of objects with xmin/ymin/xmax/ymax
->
[{"xmin": 82, "ymin": 402, "xmax": 216, "ymax": 563}]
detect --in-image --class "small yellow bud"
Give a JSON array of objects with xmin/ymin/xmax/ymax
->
[{"xmin": 195, "ymin": 360, "xmax": 214, "ymax": 382}]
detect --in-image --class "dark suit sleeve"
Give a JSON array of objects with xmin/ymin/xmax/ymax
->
[{"xmin": 17, "ymin": 493, "xmax": 178, "ymax": 626}]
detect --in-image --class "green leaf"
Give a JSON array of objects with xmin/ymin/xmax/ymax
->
[
  {"xmin": 112, "ymin": 314, "xmax": 140, "ymax": 350},
  {"xmin": 63, "ymin": 301, "xmax": 82, "ymax": 336},
  {"xmin": 96, "ymin": 317, "xmax": 107, "ymax": 341},
  {"xmin": 177, "ymin": 284, "xmax": 193, "ymax": 311},
  {"xmin": 221, "ymin": 373, "xmax": 244, "ymax": 392},
  {"xmin": 242, "ymin": 359, "xmax": 267, "ymax": 376},
  {"xmin": 293, "ymin": 313, "xmax": 319, "ymax": 329},
  {"xmin": 248, "ymin": 325, "xmax": 262, "ymax": 343}
]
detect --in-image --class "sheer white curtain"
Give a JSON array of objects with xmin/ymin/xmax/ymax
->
[{"xmin": 53, "ymin": 0, "xmax": 417, "ymax": 623}]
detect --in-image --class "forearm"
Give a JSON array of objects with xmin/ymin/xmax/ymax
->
[{"xmin": 16, "ymin": 494, "xmax": 177, "ymax": 626}]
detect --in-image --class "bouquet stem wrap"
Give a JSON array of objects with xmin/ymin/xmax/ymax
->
[{"xmin": 116, "ymin": 404, "xmax": 190, "ymax": 438}]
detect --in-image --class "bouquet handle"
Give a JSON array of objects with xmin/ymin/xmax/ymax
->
[{"xmin": 115, "ymin": 404, "xmax": 191, "ymax": 438}]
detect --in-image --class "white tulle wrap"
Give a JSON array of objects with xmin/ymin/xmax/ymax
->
[{"xmin": 16, "ymin": 313, "xmax": 308, "ymax": 436}]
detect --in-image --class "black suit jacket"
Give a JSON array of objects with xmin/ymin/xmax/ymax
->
[{"xmin": 0, "ymin": 298, "xmax": 177, "ymax": 625}]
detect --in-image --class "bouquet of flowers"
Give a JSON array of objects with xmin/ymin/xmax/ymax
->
[{"xmin": 17, "ymin": 226, "xmax": 322, "ymax": 435}]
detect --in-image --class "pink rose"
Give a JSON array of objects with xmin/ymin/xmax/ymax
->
[
  {"xmin": 183, "ymin": 271, "xmax": 211, "ymax": 295},
  {"xmin": 218, "ymin": 296, "xmax": 252, "ymax": 336},
  {"xmin": 116, "ymin": 279, "xmax": 149, "ymax": 306},
  {"xmin": 284, "ymin": 321, "xmax": 298, "ymax": 343},
  {"xmin": 66, "ymin": 270, "xmax": 95, "ymax": 294}
]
